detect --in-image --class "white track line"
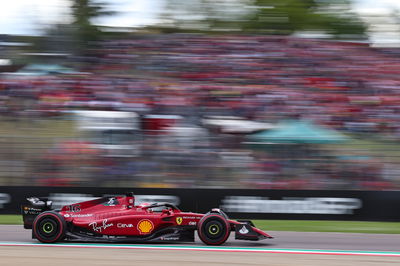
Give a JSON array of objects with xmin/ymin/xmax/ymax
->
[{"xmin": 0, "ymin": 242, "xmax": 400, "ymax": 257}]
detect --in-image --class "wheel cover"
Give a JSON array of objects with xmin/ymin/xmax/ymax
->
[
  {"xmin": 204, "ymin": 220, "xmax": 224, "ymax": 240},
  {"xmin": 208, "ymin": 224, "xmax": 220, "ymax": 235},
  {"xmin": 37, "ymin": 217, "xmax": 59, "ymax": 239},
  {"xmin": 42, "ymin": 222, "xmax": 54, "ymax": 234}
]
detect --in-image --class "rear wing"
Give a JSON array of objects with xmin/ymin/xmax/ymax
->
[{"xmin": 21, "ymin": 197, "xmax": 53, "ymax": 229}]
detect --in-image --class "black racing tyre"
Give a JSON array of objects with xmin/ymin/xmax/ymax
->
[
  {"xmin": 206, "ymin": 209, "xmax": 229, "ymax": 220},
  {"xmin": 197, "ymin": 214, "xmax": 230, "ymax": 245},
  {"xmin": 32, "ymin": 211, "xmax": 66, "ymax": 243}
]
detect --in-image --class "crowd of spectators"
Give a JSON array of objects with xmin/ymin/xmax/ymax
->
[{"xmin": 1, "ymin": 34, "xmax": 400, "ymax": 190}]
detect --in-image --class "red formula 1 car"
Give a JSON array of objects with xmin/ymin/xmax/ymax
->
[{"xmin": 21, "ymin": 193, "xmax": 272, "ymax": 245}]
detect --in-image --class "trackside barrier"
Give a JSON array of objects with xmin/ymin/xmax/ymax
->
[{"xmin": 1, "ymin": 187, "xmax": 400, "ymax": 221}]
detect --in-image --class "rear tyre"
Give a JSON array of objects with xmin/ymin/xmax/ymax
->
[
  {"xmin": 33, "ymin": 211, "xmax": 66, "ymax": 243},
  {"xmin": 197, "ymin": 214, "xmax": 230, "ymax": 245}
]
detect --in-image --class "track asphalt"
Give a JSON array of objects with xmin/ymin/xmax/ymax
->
[
  {"xmin": 1, "ymin": 225, "xmax": 399, "ymax": 253},
  {"xmin": 1, "ymin": 225, "xmax": 400, "ymax": 265}
]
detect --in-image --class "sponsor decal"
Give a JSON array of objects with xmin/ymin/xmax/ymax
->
[
  {"xmin": 221, "ymin": 196, "xmax": 362, "ymax": 215},
  {"xmin": 106, "ymin": 198, "xmax": 117, "ymax": 206},
  {"xmin": 160, "ymin": 236, "xmax": 180, "ymax": 241},
  {"xmin": 117, "ymin": 223, "xmax": 133, "ymax": 228},
  {"xmin": 182, "ymin": 216, "xmax": 201, "ymax": 219},
  {"xmin": 188, "ymin": 221, "xmax": 197, "ymax": 226},
  {"xmin": 24, "ymin": 207, "xmax": 42, "ymax": 212},
  {"xmin": 239, "ymin": 226, "xmax": 249, "ymax": 234},
  {"xmin": 137, "ymin": 219, "xmax": 154, "ymax": 234},
  {"xmin": 22, "ymin": 206, "xmax": 42, "ymax": 215},
  {"xmin": 89, "ymin": 219, "xmax": 113, "ymax": 232},
  {"xmin": 65, "ymin": 204, "xmax": 81, "ymax": 213},
  {"xmin": 64, "ymin": 214, "xmax": 93, "ymax": 218},
  {"xmin": 176, "ymin": 217, "xmax": 183, "ymax": 225}
]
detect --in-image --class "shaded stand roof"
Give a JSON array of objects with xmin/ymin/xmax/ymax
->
[{"xmin": 16, "ymin": 64, "xmax": 77, "ymax": 76}]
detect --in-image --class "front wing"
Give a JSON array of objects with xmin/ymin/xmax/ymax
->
[{"xmin": 230, "ymin": 220, "xmax": 273, "ymax": 241}]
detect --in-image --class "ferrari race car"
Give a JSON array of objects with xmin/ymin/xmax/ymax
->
[{"xmin": 21, "ymin": 193, "xmax": 272, "ymax": 245}]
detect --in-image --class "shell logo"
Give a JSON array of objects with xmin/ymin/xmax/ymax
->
[{"xmin": 137, "ymin": 219, "xmax": 154, "ymax": 234}]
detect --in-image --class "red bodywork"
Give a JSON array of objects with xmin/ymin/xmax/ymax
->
[
  {"xmin": 60, "ymin": 195, "xmax": 205, "ymax": 236},
  {"xmin": 23, "ymin": 194, "xmax": 273, "ymax": 244}
]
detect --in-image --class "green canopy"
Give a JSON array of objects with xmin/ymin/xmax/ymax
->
[
  {"xmin": 248, "ymin": 120, "xmax": 349, "ymax": 144},
  {"xmin": 17, "ymin": 64, "xmax": 76, "ymax": 76}
]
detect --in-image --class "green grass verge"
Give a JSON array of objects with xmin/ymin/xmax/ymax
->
[
  {"xmin": 253, "ymin": 220, "xmax": 400, "ymax": 234},
  {"xmin": 1, "ymin": 215, "xmax": 399, "ymax": 234},
  {"xmin": 0, "ymin": 215, "xmax": 23, "ymax": 225}
]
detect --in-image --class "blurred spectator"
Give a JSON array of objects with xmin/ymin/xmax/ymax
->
[{"xmin": 0, "ymin": 34, "xmax": 400, "ymax": 190}]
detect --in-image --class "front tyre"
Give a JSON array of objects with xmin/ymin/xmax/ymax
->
[
  {"xmin": 33, "ymin": 211, "xmax": 66, "ymax": 243},
  {"xmin": 197, "ymin": 214, "xmax": 230, "ymax": 245}
]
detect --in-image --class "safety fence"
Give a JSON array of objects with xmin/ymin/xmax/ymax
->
[{"xmin": 1, "ymin": 135, "xmax": 400, "ymax": 190}]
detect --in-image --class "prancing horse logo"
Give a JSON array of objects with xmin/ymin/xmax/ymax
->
[{"xmin": 176, "ymin": 217, "xmax": 183, "ymax": 225}]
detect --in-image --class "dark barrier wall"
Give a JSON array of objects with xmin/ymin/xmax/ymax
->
[{"xmin": 1, "ymin": 187, "xmax": 400, "ymax": 221}]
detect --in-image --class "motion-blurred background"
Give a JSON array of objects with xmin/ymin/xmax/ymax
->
[{"xmin": 1, "ymin": 0, "xmax": 400, "ymax": 190}]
